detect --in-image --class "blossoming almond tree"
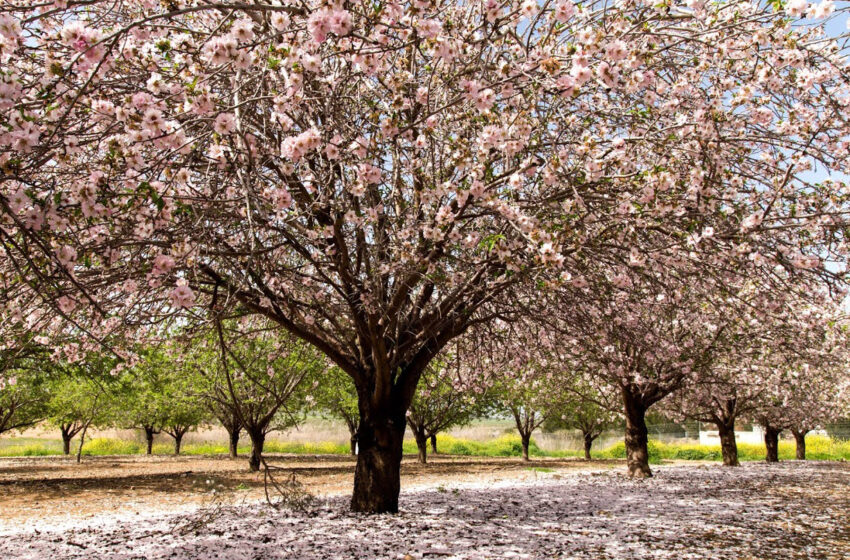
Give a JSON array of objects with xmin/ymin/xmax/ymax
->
[
  {"xmin": 2, "ymin": 0, "xmax": 850, "ymax": 510},
  {"xmin": 181, "ymin": 317, "xmax": 326, "ymax": 471},
  {"xmin": 750, "ymin": 353, "xmax": 849, "ymax": 462},
  {"xmin": 551, "ymin": 280, "xmax": 731, "ymax": 476},
  {"xmin": 406, "ymin": 343, "xmax": 493, "ymax": 464},
  {"xmin": 544, "ymin": 373, "xmax": 620, "ymax": 460},
  {"xmin": 669, "ymin": 299, "xmax": 847, "ymax": 466},
  {"xmin": 549, "ymin": 252, "xmax": 849, "ymax": 477}
]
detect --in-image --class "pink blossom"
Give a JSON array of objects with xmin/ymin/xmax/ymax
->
[
  {"xmin": 213, "ymin": 113, "xmax": 236, "ymax": 135},
  {"xmin": 605, "ymin": 40, "xmax": 628, "ymax": 62},
  {"xmin": 281, "ymin": 128, "xmax": 321, "ymax": 162},
  {"xmin": 570, "ymin": 62, "xmax": 592, "ymax": 85},
  {"xmin": 57, "ymin": 296, "xmax": 77, "ymax": 314},
  {"xmin": 417, "ymin": 19, "xmax": 442, "ymax": 39},
  {"xmin": 553, "ymin": 0, "xmax": 576, "ymax": 22},
  {"xmin": 475, "ymin": 88, "xmax": 496, "ymax": 112},
  {"xmin": 301, "ymin": 53, "xmax": 321, "ymax": 73},
  {"xmin": 357, "ymin": 163, "xmax": 382, "ymax": 185},
  {"xmin": 169, "ymin": 285, "xmax": 195, "ymax": 308},
  {"xmin": 152, "ymin": 254, "xmax": 175, "ymax": 276},
  {"xmin": 55, "ymin": 246, "xmax": 77, "ymax": 269},
  {"xmin": 270, "ymin": 12, "xmax": 291, "ymax": 31},
  {"xmin": 807, "ymin": 0, "xmax": 833, "ymax": 18},
  {"xmin": 0, "ymin": 13, "xmax": 21, "ymax": 40},
  {"xmin": 786, "ymin": 0, "xmax": 808, "ymax": 17},
  {"xmin": 308, "ymin": 9, "xmax": 352, "ymax": 43},
  {"xmin": 230, "ymin": 18, "xmax": 255, "ymax": 42}
]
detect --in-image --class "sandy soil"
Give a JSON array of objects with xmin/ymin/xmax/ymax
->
[{"xmin": 0, "ymin": 453, "xmax": 622, "ymax": 530}]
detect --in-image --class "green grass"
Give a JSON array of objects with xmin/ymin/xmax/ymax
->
[
  {"xmin": 404, "ymin": 433, "xmax": 581, "ymax": 458},
  {"xmin": 595, "ymin": 435, "xmax": 850, "ymax": 463},
  {"xmin": 0, "ymin": 443, "xmax": 60, "ymax": 457},
  {"xmin": 1, "ymin": 434, "xmax": 848, "ymax": 461}
]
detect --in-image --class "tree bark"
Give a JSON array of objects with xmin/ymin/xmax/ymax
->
[
  {"xmin": 247, "ymin": 429, "xmax": 266, "ymax": 472},
  {"xmin": 345, "ymin": 418, "xmax": 358, "ymax": 456},
  {"xmin": 622, "ymin": 387, "xmax": 652, "ymax": 478},
  {"xmin": 227, "ymin": 426, "xmax": 240, "ymax": 458},
  {"xmin": 430, "ymin": 433, "xmax": 437, "ymax": 454},
  {"xmin": 76, "ymin": 422, "xmax": 91, "ymax": 464},
  {"xmin": 174, "ymin": 432, "xmax": 183, "ymax": 455},
  {"xmin": 717, "ymin": 422, "xmax": 739, "ymax": 467},
  {"xmin": 61, "ymin": 425, "xmax": 73, "ymax": 456},
  {"xmin": 792, "ymin": 430, "xmax": 807, "ymax": 460},
  {"xmin": 350, "ymin": 409, "xmax": 405, "ymax": 513},
  {"xmin": 583, "ymin": 431, "xmax": 594, "ymax": 460},
  {"xmin": 415, "ymin": 431, "xmax": 428, "ymax": 464},
  {"xmin": 521, "ymin": 433, "xmax": 531, "ymax": 461},
  {"xmin": 144, "ymin": 426, "xmax": 156, "ymax": 455},
  {"xmin": 764, "ymin": 425, "xmax": 781, "ymax": 463}
]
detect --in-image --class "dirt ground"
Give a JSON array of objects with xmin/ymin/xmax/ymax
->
[
  {"xmin": 0, "ymin": 453, "xmax": 624, "ymax": 529},
  {"xmin": 1, "ymin": 461, "xmax": 846, "ymax": 559}
]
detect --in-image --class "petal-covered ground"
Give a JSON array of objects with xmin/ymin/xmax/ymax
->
[{"xmin": 2, "ymin": 462, "xmax": 847, "ymax": 559}]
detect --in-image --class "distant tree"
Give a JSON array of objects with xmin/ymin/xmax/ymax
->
[
  {"xmin": 754, "ymin": 363, "xmax": 848, "ymax": 463},
  {"xmin": 406, "ymin": 349, "xmax": 492, "ymax": 464},
  {"xmin": 205, "ymin": 397, "xmax": 243, "ymax": 459},
  {"xmin": 544, "ymin": 376, "xmax": 620, "ymax": 460},
  {"xmin": 494, "ymin": 366, "xmax": 553, "ymax": 462},
  {"xmin": 314, "ymin": 367, "xmax": 360, "ymax": 456},
  {"xmin": 160, "ymin": 380, "xmax": 208, "ymax": 455},
  {"xmin": 192, "ymin": 318, "xmax": 327, "ymax": 471},
  {"xmin": 113, "ymin": 356, "xmax": 170, "ymax": 455},
  {"xmin": 178, "ymin": 344, "xmax": 242, "ymax": 457},
  {"xmin": 45, "ymin": 355, "xmax": 119, "ymax": 458},
  {"xmin": 667, "ymin": 300, "xmax": 847, "ymax": 466}
]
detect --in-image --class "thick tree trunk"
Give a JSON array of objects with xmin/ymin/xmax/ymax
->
[
  {"xmin": 415, "ymin": 431, "xmax": 428, "ymax": 464},
  {"xmin": 583, "ymin": 432, "xmax": 593, "ymax": 460},
  {"xmin": 144, "ymin": 426, "xmax": 156, "ymax": 455},
  {"xmin": 764, "ymin": 426, "xmax": 780, "ymax": 463},
  {"xmin": 227, "ymin": 426, "xmax": 240, "ymax": 458},
  {"xmin": 174, "ymin": 432, "xmax": 183, "ymax": 455},
  {"xmin": 521, "ymin": 433, "xmax": 531, "ymax": 461},
  {"xmin": 717, "ymin": 422, "xmax": 739, "ymax": 467},
  {"xmin": 792, "ymin": 430, "xmax": 807, "ymax": 460},
  {"xmin": 622, "ymin": 388, "xmax": 652, "ymax": 478},
  {"xmin": 350, "ymin": 411, "xmax": 405, "ymax": 513},
  {"xmin": 247, "ymin": 429, "xmax": 265, "ymax": 472},
  {"xmin": 430, "ymin": 433, "xmax": 437, "ymax": 454}
]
